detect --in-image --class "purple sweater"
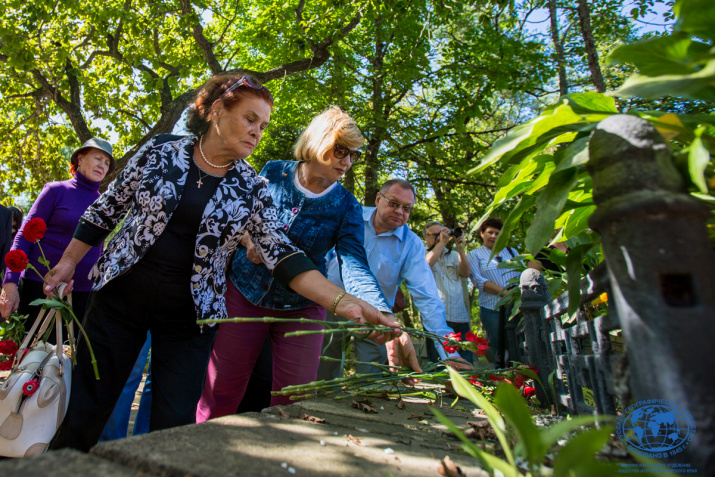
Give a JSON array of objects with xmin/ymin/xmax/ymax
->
[{"xmin": 3, "ymin": 172, "xmax": 103, "ymax": 292}]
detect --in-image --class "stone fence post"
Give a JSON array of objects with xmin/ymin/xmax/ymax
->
[{"xmin": 587, "ymin": 114, "xmax": 715, "ymax": 474}]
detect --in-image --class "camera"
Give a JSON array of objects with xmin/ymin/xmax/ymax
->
[{"xmin": 450, "ymin": 227, "xmax": 463, "ymax": 238}]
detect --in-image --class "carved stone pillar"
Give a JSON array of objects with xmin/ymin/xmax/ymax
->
[{"xmin": 588, "ymin": 114, "xmax": 715, "ymax": 474}]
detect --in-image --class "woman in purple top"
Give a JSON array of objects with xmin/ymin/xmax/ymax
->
[{"xmin": 0, "ymin": 138, "xmax": 115, "ymax": 338}]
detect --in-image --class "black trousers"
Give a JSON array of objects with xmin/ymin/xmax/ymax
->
[
  {"xmin": 50, "ymin": 266, "xmax": 216, "ymax": 452},
  {"xmin": 18, "ymin": 278, "xmax": 89, "ymax": 343}
]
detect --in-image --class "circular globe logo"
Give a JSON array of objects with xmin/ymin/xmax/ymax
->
[{"xmin": 619, "ymin": 402, "xmax": 693, "ymax": 453}]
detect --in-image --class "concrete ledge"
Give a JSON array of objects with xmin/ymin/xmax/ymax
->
[
  {"xmin": 91, "ymin": 409, "xmax": 487, "ymax": 476},
  {"xmin": 0, "ymin": 449, "xmax": 148, "ymax": 476}
]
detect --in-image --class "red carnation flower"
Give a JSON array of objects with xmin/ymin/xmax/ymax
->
[
  {"xmin": 513, "ymin": 374, "xmax": 526, "ymax": 388},
  {"xmin": 522, "ymin": 386, "xmax": 536, "ymax": 398},
  {"xmin": 469, "ymin": 376, "xmax": 483, "ymax": 386},
  {"xmin": 0, "ymin": 339, "xmax": 19, "ymax": 356},
  {"xmin": 442, "ymin": 332, "xmax": 461, "ymax": 354},
  {"xmin": 22, "ymin": 218, "xmax": 47, "ymax": 243},
  {"xmin": 5, "ymin": 250, "xmax": 29, "ymax": 273},
  {"xmin": 0, "ymin": 360, "xmax": 12, "ymax": 371},
  {"xmin": 22, "ymin": 378, "xmax": 40, "ymax": 396}
]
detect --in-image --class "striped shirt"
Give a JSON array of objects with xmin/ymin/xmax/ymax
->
[
  {"xmin": 467, "ymin": 246, "xmax": 521, "ymax": 310},
  {"xmin": 430, "ymin": 249, "xmax": 471, "ymax": 323}
]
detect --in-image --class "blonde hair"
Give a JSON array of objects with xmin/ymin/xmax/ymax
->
[{"xmin": 294, "ymin": 106, "xmax": 365, "ymax": 165}]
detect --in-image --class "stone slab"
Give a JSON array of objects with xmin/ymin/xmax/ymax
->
[
  {"xmin": 265, "ymin": 392, "xmax": 482, "ymax": 444},
  {"xmin": 0, "ymin": 449, "xmax": 149, "ymax": 476},
  {"xmin": 91, "ymin": 410, "xmax": 488, "ymax": 477}
]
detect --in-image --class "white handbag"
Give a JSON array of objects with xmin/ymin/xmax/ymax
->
[{"xmin": 0, "ymin": 296, "xmax": 74, "ymax": 457}]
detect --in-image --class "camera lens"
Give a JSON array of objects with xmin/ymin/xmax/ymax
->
[{"xmin": 453, "ymin": 227, "xmax": 463, "ymax": 238}]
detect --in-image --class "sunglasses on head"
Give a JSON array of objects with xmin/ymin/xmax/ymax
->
[
  {"xmin": 333, "ymin": 144, "xmax": 362, "ymax": 164},
  {"xmin": 222, "ymin": 76, "xmax": 273, "ymax": 103}
]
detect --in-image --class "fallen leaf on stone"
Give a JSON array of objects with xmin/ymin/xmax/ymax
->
[
  {"xmin": 407, "ymin": 414, "xmax": 424, "ymax": 420},
  {"xmin": 347, "ymin": 434, "xmax": 363, "ymax": 446},
  {"xmin": 396, "ymin": 399, "xmax": 406, "ymax": 409},
  {"xmin": 356, "ymin": 397, "xmax": 373, "ymax": 406},
  {"xmin": 352, "ymin": 401, "xmax": 378, "ymax": 413},
  {"xmin": 437, "ymin": 456, "xmax": 465, "ymax": 477},
  {"xmin": 378, "ymin": 390, "xmax": 390, "ymax": 400},
  {"xmin": 277, "ymin": 408, "xmax": 291, "ymax": 418},
  {"xmin": 301, "ymin": 414, "xmax": 326, "ymax": 423},
  {"xmin": 397, "ymin": 437, "xmax": 412, "ymax": 446}
]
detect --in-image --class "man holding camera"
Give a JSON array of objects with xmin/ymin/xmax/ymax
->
[{"xmin": 423, "ymin": 221, "xmax": 473, "ymax": 363}]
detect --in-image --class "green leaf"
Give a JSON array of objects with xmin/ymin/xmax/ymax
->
[
  {"xmin": 28, "ymin": 298, "xmax": 65, "ymax": 310},
  {"xmin": 541, "ymin": 415, "xmax": 613, "ymax": 449},
  {"xmin": 447, "ymin": 367, "xmax": 516, "ymax": 467},
  {"xmin": 607, "ymin": 33, "xmax": 700, "ymax": 77},
  {"xmin": 494, "ymin": 382, "xmax": 545, "ymax": 467},
  {"xmin": 470, "ymin": 103, "xmax": 583, "ymax": 173},
  {"xmin": 613, "ymin": 59, "xmax": 715, "ymax": 101},
  {"xmin": 492, "ymin": 195, "xmax": 537, "ymax": 257},
  {"xmin": 431, "ymin": 408, "xmax": 488, "ymax": 467},
  {"xmin": 675, "ymin": 0, "xmax": 715, "ymax": 42},
  {"xmin": 553, "ymin": 137, "xmax": 590, "ymax": 174},
  {"xmin": 561, "ymin": 93, "xmax": 618, "ymax": 115},
  {"xmin": 562, "ymin": 205, "xmax": 597, "ymax": 239},
  {"xmin": 565, "ymin": 244, "xmax": 588, "ymax": 316},
  {"xmin": 688, "ymin": 134, "xmax": 711, "ymax": 193},
  {"xmin": 526, "ymin": 170, "xmax": 579, "ymax": 255},
  {"xmin": 553, "ymin": 425, "xmax": 615, "ymax": 477}
]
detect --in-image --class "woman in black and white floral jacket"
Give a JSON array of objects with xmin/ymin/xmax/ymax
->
[{"xmin": 44, "ymin": 75, "xmax": 401, "ymax": 452}]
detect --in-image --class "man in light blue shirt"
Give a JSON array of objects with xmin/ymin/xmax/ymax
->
[{"xmin": 318, "ymin": 179, "xmax": 469, "ymax": 379}]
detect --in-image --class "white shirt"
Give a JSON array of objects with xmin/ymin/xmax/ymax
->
[
  {"xmin": 430, "ymin": 249, "xmax": 471, "ymax": 323},
  {"xmin": 328, "ymin": 207, "xmax": 458, "ymax": 360}
]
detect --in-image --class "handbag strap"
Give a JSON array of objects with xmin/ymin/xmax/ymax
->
[{"xmin": 12, "ymin": 283, "xmax": 71, "ymax": 370}]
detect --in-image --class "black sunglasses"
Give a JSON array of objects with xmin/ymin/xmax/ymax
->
[
  {"xmin": 333, "ymin": 144, "xmax": 362, "ymax": 163},
  {"xmin": 222, "ymin": 76, "xmax": 273, "ymax": 103}
]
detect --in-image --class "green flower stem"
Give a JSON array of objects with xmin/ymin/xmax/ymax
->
[
  {"xmin": 198, "ymin": 316, "xmax": 462, "ymax": 353},
  {"xmin": 60, "ymin": 300, "xmax": 99, "ymax": 380}
]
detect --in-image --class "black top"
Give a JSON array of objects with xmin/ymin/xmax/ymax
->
[{"xmin": 138, "ymin": 158, "xmax": 223, "ymax": 281}]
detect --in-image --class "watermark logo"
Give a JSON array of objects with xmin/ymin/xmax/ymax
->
[{"xmin": 617, "ymin": 399, "xmax": 696, "ymax": 462}]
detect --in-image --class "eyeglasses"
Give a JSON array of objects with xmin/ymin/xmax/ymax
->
[
  {"xmin": 222, "ymin": 76, "xmax": 274, "ymax": 103},
  {"xmin": 378, "ymin": 191, "xmax": 413, "ymax": 214},
  {"xmin": 333, "ymin": 144, "xmax": 362, "ymax": 164},
  {"xmin": 425, "ymin": 233, "xmax": 441, "ymax": 240}
]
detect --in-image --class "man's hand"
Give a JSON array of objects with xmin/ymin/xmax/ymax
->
[
  {"xmin": 438, "ymin": 227, "xmax": 453, "ymax": 245},
  {"xmin": 0, "ymin": 283, "xmax": 20, "ymax": 320},
  {"xmin": 443, "ymin": 356, "xmax": 473, "ymax": 371},
  {"xmin": 386, "ymin": 333, "xmax": 422, "ymax": 385}
]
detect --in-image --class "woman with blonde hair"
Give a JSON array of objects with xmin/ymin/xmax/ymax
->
[{"xmin": 197, "ymin": 106, "xmax": 397, "ymax": 420}]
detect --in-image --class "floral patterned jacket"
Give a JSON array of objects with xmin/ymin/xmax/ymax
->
[{"xmin": 74, "ymin": 134, "xmax": 315, "ymax": 324}]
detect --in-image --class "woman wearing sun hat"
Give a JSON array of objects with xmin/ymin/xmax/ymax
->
[{"xmin": 0, "ymin": 138, "xmax": 115, "ymax": 338}]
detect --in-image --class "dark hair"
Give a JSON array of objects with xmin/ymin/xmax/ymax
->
[
  {"xmin": 380, "ymin": 179, "xmax": 416, "ymax": 198},
  {"xmin": 185, "ymin": 75, "xmax": 274, "ymax": 136},
  {"xmin": 479, "ymin": 217, "xmax": 503, "ymax": 235},
  {"xmin": 9, "ymin": 206, "xmax": 23, "ymax": 232}
]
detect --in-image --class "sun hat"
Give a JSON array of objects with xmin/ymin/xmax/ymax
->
[{"xmin": 71, "ymin": 138, "xmax": 116, "ymax": 175}]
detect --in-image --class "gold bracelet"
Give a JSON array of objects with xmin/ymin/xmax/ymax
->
[{"xmin": 330, "ymin": 291, "xmax": 347, "ymax": 314}]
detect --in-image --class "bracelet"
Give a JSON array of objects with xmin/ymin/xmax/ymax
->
[{"xmin": 330, "ymin": 291, "xmax": 347, "ymax": 314}]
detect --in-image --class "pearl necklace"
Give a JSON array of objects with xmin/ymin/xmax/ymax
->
[{"xmin": 199, "ymin": 135, "xmax": 233, "ymax": 169}]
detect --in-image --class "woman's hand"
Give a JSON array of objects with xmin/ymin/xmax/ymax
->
[
  {"xmin": 43, "ymin": 259, "xmax": 76, "ymax": 298},
  {"xmin": 334, "ymin": 295, "xmax": 401, "ymax": 342},
  {"xmin": 0, "ymin": 283, "xmax": 20, "ymax": 320},
  {"xmin": 241, "ymin": 232, "xmax": 262, "ymax": 264}
]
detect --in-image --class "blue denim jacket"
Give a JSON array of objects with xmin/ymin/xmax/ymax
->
[{"xmin": 229, "ymin": 160, "xmax": 391, "ymax": 312}]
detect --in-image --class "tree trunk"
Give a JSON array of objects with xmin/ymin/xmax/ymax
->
[
  {"xmin": 363, "ymin": 18, "xmax": 386, "ymax": 207},
  {"xmin": 576, "ymin": 0, "xmax": 606, "ymax": 93},
  {"xmin": 549, "ymin": 0, "xmax": 569, "ymax": 96}
]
